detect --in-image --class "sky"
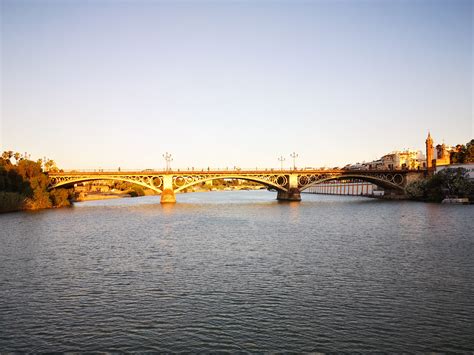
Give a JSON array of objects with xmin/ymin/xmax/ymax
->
[{"xmin": 0, "ymin": 0, "xmax": 472, "ymax": 170}]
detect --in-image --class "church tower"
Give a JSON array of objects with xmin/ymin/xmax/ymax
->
[{"xmin": 425, "ymin": 132, "xmax": 434, "ymax": 169}]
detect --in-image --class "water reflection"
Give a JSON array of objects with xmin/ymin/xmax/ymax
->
[{"xmin": 160, "ymin": 202, "xmax": 176, "ymax": 216}]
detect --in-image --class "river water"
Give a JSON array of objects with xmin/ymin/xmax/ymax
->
[{"xmin": 0, "ymin": 191, "xmax": 473, "ymax": 352}]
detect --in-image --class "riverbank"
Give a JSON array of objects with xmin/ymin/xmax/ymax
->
[
  {"xmin": 74, "ymin": 192, "xmax": 132, "ymax": 202},
  {"xmin": 0, "ymin": 191, "xmax": 73, "ymax": 213},
  {"xmin": 73, "ymin": 186, "xmax": 265, "ymax": 201}
]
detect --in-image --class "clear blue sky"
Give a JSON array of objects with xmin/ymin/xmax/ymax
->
[{"xmin": 1, "ymin": 0, "xmax": 472, "ymax": 170}]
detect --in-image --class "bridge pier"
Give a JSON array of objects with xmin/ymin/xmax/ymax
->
[
  {"xmin": 277, "ymin": 174, "xmax": 302, "ymax": 201},
  {"xmin": 161, "ymin": 175, "xmax": 176, "ymax": 203},
  {"xmin": 277, "ymin": 189, "xmax": 301, "ymax": 201},
  {"xmin": 160, "ymin": 189, "xmax": 176, "ymax": 203}
]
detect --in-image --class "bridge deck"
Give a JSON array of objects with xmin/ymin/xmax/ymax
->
[{"xmin": 49, "ymin": 169, "xmax": 423, "ymax": 176}]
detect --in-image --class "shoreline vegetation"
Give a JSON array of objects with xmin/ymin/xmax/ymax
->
[
  {"xmin": 406, "ymin": 167, "xmax": 473, "ymax": 203},
  {"xmin": 0, "ymin": 152, "xmax": 73, "ymax": 213},
  {"xmin": 2, "ymin": 150, "xmax": 473, "ymax": 213}
]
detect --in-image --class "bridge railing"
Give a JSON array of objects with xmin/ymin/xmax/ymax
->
[
  {"xmin": 53, "ymin": 168, "xmax": 317, "ymax": 174},
  {"xmin": 49, "ymin": 168, "xmax": 424, "ymax": 175}
]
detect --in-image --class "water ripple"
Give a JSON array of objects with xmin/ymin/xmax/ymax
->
[{"xmin": 0, "ymin": 192, "xmax": 473, "ymax": 352}]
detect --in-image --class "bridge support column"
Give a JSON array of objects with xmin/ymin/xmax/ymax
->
[
  {"xmin": 277, "ymin": 174, "xmax": 301, "ymax": 201},
  {"xmin": 161, "ymin": 175, "xmax": 176, "ymax": 203},
  {"xmin": 277, "ymin": 189, "xmax": 301, "ymax": 201}
]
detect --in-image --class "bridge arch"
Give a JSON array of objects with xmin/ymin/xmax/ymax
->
[
  {"xmin": 299, "ymin": 174, "xmax": 405, "ymax": 192},
  {"xmin": 173, "ymin": 175, "xmax": 288, "ymax": 193},
  {"xmin": 49, "ymin": 176, "xmax": 163, "ymax": 194}
]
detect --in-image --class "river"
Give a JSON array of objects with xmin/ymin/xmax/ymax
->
[{"xmin": 0, "ymin": 190, "xmax": 473, "ymax": 352}]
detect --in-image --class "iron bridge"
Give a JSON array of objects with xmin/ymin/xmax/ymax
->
[{"xmin": 48, "ymin": 169, "xmax": 425, "ymax": 203}]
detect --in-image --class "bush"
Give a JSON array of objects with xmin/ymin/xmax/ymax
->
[
  {"xmin": 49, "ymin": 188, "xmax": 72, "ymax": 207},
  {"xmin": 406, "ymin": 180, "xmax": 427, "ymax": 199},
  {"xmin": 129, "ymin": 186, "xmax": 145, "ymax": 197},
  {"xmin": 0, "ymin": 192, "xmax": 27, "ymax": 213},
  {"xmin": 406, "ymin": 168, "xmax": 474, "ymax": 202}
]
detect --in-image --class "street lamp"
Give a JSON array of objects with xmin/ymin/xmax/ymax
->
[
  {"xmin": 162, "ymin": 152, "xmax": 173, "ymax": 171},
  {"xmin": 278, "ymin": 155, "xmax": 286, "ymax": 171},
  {"xmin": 290, "ymin": 152, "xmax": 298, "ymax": 170}
]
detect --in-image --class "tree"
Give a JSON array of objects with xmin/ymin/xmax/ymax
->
[
  {"xmin": 49, "ymin": 189, "xmax": 71, "ymax": 207},
  {"xmin": 466, "ymin": 139, "xmax": 474, "ymax": 163},
  {"xmin": 0, "ymin": 153, "xmax": 72, "ymax": 211},
  {"xmin": 450, "ymin": 139, "xmax": 474, "ymax": 164},
  {"xmin": 406, "ymin": 167, "xmax": 473, "ymax": 201},
  {"xmin": 450, "ymin": 144, "xmax": 467, "ymax": 164},
  {"xmin": 13, "ymin": 152, "xmax": 21, "ymax": 163},
  {"xmin": 44, "ymin": 159, "xmax": 58, "ymax": 172},
  {"xmin": 406, "ymin": 180, "xmax": 427, "ymax": 199},
  {"xmin": 2, "ymin": 151, "xmax": 13, "ymax": 163},
  {"xmin": 129, "ymin": 185, "xmax": 145, "ymax": 197}
]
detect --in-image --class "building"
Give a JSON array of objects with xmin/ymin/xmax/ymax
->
[
  {"xmin": 379, "ymin": 150, "xmax": 426, "ymax": 170},
  {"xmin": 425, "ymin": 132, "xmax": 462, "ymax": 168},
  {"xmin": 362, "ymin": 160, "xmax": 383, "ymax": 170},
  {"xmin": 434, "ymin": 143, "xmax": 453, "ymax": 166},
  {"xmin": 352, "ymin": 133, "xmax": 464, "ymax": 171},
  {"xmin": 426, "ymin": 132, "xmax": 434, "ymax": 169}
]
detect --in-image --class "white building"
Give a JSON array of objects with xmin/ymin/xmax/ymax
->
[{"xmin": 361, "ymin": 150, "xmax": 426, "ymax": 170}]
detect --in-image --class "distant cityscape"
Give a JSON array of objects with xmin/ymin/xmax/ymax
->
[{"xmin": 343, "ymin": 132, "xmax": 473, "ymax": 173}]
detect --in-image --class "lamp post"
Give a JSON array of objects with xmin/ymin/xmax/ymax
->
[
  {"xmin": 278, "ymin": 156, "xmax": 285, "ymax": 171},
  {"xmin": 290, "ymin": 152, "xmax": 298, "ymax": 170},
  {"xmin": 162, "ymin": 152, "xmax": 173, "ymax": 171}
]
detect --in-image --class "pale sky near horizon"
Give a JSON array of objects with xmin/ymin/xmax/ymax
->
[{"xmin": 1, "ymin": 0, "xmax": 472, "ymax": 170}]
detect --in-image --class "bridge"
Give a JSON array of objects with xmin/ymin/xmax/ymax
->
[{"xmin": 48, "ymin": 169, "xmax": 425, "ymax": 203}]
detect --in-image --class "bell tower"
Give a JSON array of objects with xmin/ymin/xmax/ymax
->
[{"xmin": 425, "ymin": 132, "xmax": 434, "ymax": 169}]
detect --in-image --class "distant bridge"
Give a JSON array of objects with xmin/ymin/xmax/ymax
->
[{"xmin": 48, "ymin": 169, "xmax": 425, "ymax": 203}]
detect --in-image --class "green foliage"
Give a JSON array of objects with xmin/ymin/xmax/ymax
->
[
  {"xmin": 449, "ymin": 139, "xmax": 474, "ymax": 164},
  {"xmin": 113, "ymin": 181, "xmax": 134, "ymax": 190},
  {"xmin": 436, "ymin": 168, "xmax": 473, "ymax": 198},
  {"xmin": 405, "ymin": 180, "xmax": 427, "ymax": 199},
  {"xmin": 407, "ymin": 168, "xmax": 474, "ymax": 202},
  {"xmin": 0, "ymin": 192, "xmax": 27, "ymax": 213},
  {"xmin": 423, "ymin": 174, "xmax": 445, "ymax": 202},
  {"xmin": 26, "ymin": 188, "xmax": 53, "ymax": 210},
  {"xmin": 129, "ymin": 186, "xmax": 145, "ymax": 197},
  {"xmin": 49, "ymin": 189, "xmax": 71, "ymax": 207},
  {"xmin": 450, "ymin": 145, "xmax": 467, "ymax": 164},
  {"xmin": 467, "ymin": 139, "xmax": 474, "ymax": 163},
  {"xmin": 0, "ymin": 151, "xmax": 71, "ymax": 212},
  {"xmin": 1, "ymin": 151, "xmax": 13, "ymax": 161}
]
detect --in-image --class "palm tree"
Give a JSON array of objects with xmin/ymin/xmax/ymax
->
[
  {"xmin": 45, "ymin": 159, "xmax": 57, "ymax": 172},
  {"xmin": 13, "ymin": 152, "xmax": 21, "ymax": 163},
  {"xmin": 2, "ymin": 151, "xmax": 13, "ymax": 162}
]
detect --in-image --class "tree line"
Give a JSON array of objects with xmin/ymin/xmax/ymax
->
[{"xmin": 0, "ymin": 151, "xmax": 72, "ymax": 213}]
